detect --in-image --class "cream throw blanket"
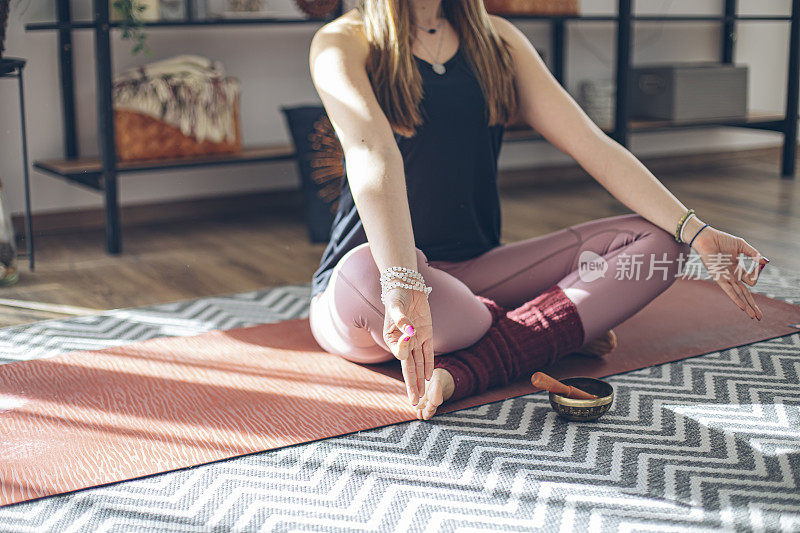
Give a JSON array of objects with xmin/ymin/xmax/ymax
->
[{"xmin": 113, "ymin": 55, "xmax": 240, "ymax": 144}]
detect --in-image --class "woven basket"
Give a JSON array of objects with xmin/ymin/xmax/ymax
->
[
  {"xmin": 484, "ymin": 0, "xmax": 579, "ymax": 15},
  {"xmin": 114, "ymin": 101, "xmax": 242, "ymax": 161}
]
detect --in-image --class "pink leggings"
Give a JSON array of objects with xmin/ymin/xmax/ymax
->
[{"xmin": 309, "ymin": 214, "xmax": 689, "ymax": 364}]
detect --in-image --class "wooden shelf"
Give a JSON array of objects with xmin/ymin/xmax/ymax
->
[
  {"xmin": 627, "ymin": 110, "xmax": 786, "ymax": 131},
  {"xmin": 34, "ymin": 144, "xmax": 296, "ymax": 189},
  {"xmin": 34, "ymin": 111, "xmax": 786, "ymax": 189},
  {"xmin": 633, "ymin": 15, "xmax": 791, "ymax": 22},
  {"xmin": 24, "ymin": 13, "xmax": 793, "ymax": 32},
  {"xmin": 24, "ymin": 15, "xmax": 617, "ymax": 31},
  {"xmin": 25, "ymin": 16, "xmax": 334, "ymax": 31},
  {"xmin": 503, "ymin": 110, "xmax": 786, "ymax": 142}
]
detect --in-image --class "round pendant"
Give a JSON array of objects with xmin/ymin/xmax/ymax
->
[{"xmin": 432, "ymin": 63, "xmax": 446, "ymax": 75}]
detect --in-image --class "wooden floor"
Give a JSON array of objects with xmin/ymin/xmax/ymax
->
[{"xmin": 1, "ymin": 149, "xmax": 798, "ymax": 327}]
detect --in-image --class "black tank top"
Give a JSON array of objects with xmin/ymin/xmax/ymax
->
[{"xmin": 310, "ymin": 45, "xmax": 506, "ymax": 298}]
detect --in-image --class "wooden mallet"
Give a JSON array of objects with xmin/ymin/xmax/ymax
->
[{"xmin": 531, "ymin": 372, "xmax": 598, "ymax": 400}]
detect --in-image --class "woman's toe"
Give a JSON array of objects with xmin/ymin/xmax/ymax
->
[
  {"xmin": 422, "ymin": 400, "xmax": 438, "ymax": 420},
  {"xmin": 422, "ymin": 379, "xmax": 444, "ymax": 420}
]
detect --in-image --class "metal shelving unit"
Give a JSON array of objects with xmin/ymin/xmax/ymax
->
[
  {"xmin": 24, "ymin": 0, "xmax": 800, "ymax": 255},
  {"xmin": 0, "ymin": 58, "xmax": 34, "ymax": 270}
]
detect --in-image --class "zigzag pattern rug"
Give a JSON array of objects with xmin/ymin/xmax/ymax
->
[{"xmin": 0, "ymin": 266, "xmax": 798, "ymax": 532}]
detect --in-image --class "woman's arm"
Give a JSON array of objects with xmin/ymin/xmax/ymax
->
[
  {"xmin": 309, "ymin": 20, "xmax": 435, "ymax": 401},
  {"xmin": 309, "ymin": 24, "xmax": 416, "ymax": 276},
  {"xmin": 492, "ymin": 15, "xmax": 690, "ymax": 235},
  {"xmin": 491, "ymin": 15, "xmax": 767, "ymax": 319}
]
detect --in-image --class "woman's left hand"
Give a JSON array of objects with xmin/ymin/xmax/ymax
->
[{"xmin": 690, "ymin": 226, "xmax": 769, "ymax": 320}]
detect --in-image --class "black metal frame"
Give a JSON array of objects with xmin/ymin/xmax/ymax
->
[
  {"xmin": 784, "ymin": 0, "xmax": 800, "ymax": 176},
  {"xmin": 23, "ymin": 0, "xmax": 800, "ymax": 255},
  {"xmin": 93, "ymin": 0, "xmax": 121, "ymax": 254},
  {"xmin": 614, "ymin": 0, "xmax": 632, "ymax": 147},
  {"xmin": 0, "ymin": 58, "xmax": 35, "ymax": 271}
]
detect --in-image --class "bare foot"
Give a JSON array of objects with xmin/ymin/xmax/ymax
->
[
  {"xmin": 413, "ymin": 332, "xmax": 616, "ymax": 419},
  {"xmin": 414, "ymin": 368, "xmax": 455, "ymax": 420},
  {"xmin": 574, "ymin": 329, "xmax": 618, "ymax": 358}
]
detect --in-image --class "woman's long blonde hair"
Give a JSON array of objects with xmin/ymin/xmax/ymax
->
[{"xmin": 356, "ymin": 0, "xmax": 518, "ymax": 138}]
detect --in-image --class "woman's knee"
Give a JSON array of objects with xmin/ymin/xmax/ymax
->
[
  {"xmin": 336, "ymin": 242, "xmax": 378, "ymax": 284},
  {"xmin": 336, "ymin": 242, "xmax": 491, "ymax": 355},
  {"xmin": 330, "ymin": 242, "xmax": 432, "ymax": 333},
  {"xmin": 309, "ymin": 291, "xmax": 391, "ymax": 363}
]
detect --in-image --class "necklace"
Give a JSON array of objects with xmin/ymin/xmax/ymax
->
[
  {"xmin": 413, "ymin": 18, "xmax": 443, "ymax": 34},
  {"xmin": 414, "ymin": 22, "xmax": 447, "ymax": 74}
]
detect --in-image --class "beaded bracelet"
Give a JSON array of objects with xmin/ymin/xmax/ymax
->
[
  {"xmin": 380, "ymin": 267, "xmax": 427, "ymax": 288},
  {"xmin": 679, "ymin": 212, "xmax": 697, "ymax": 244},
  {"xmin": 380, "ymin": 267, "xmax": 426, "ymax": 285},
  {"xmin": 379, "ymin": 266, "xmax": 432, "ymax": 305},
  {"xmin": 380, "ymin": 273, "xmax": 427, "ymax": 291},
  {"xmin": 380, "ymin": 280, "xmax": 432, "ymax": 304},
  {"xmin": 380, "ymin": 270, "xmax": 429, "ymax": 290},
  {"xmin": 675, "ymin": 208, "xmax": 695, "ymax": 243},
  {"xmin": 380, "ymin": 275, "xmax": 426, "ymax": 289},
  {"xmin": 380, "ymin": 266, "xmax": 422, "ymax": 278}
]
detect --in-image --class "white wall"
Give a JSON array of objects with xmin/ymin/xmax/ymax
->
[{"xmin": 0, "ymin": 0, "xmax": 792, "ymax": 218}]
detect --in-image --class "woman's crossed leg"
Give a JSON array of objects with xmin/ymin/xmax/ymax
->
[
  {"xmin": 428, "ymin": 213, "xmax": 690, "ymax": 343},
  {"xmin": 309, "ymin": 214, "xmax": 689, "ymax": 410}
]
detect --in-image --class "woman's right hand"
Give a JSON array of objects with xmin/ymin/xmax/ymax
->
[{"xmin": 383, "ymin": 286, "xmax": 435, "ymax": 406}]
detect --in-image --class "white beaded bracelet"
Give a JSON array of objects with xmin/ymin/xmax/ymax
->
[
  {"xmin": 381, "ymin": 266, "xmax": 420, "ymax": 275},
  {"xmin": 380, "ymin": 282, "xmax": 433, "ymax": 304},
  {"xmin": 380, "ymin": 266, "xmax": 425, "ymax": 282},
  {"xmin": 679, "ymin": 212, "xmax": 697, "ymax": 244},
  {"xmin": 379, "ymin": 266, "xmax": 432, "ymax": 305}
]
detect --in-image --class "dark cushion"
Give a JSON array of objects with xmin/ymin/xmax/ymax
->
[{"xmin": 280, "ymin": 105, "xmax": 345, "ymax": 243}]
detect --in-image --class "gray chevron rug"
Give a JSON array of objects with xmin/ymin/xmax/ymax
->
[{"xmin": 0, "ymin": 266, "xmax": 798, "ymax": 532}]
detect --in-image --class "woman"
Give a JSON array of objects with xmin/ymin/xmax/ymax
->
[{"xmin": 307, "ymin": 0, "xmax": 768, "ymax": 420}]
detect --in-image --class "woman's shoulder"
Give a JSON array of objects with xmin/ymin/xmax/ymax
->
[
  {"xmin": 486, "ymin": 13, "xmax": 515, "ymax": 39},
  {"xmin": 311, "ymin": 8, "xmax": 368, "ymax": 57},
  {"xmin": 316, "ymin": 7, "xmax": 365, "ymax": 39}
]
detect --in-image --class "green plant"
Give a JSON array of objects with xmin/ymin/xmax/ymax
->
[{"xmin": 113, "ymin": 0, "xmax": 151, "ymax": 56}]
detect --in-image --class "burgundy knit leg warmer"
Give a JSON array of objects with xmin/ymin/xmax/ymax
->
[{"xmin": 433, "ymin": 284, "xmax": 586, "ymax": 403}]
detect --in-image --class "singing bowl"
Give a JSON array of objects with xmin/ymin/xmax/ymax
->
[{"xmin": 548, "ymin": 377, "xmax": 614, "ymax": 421}]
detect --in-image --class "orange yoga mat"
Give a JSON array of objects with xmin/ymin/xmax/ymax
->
[{"xmin": 1, "ymin": 279, "xmax": 799, "ymax": 506}]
